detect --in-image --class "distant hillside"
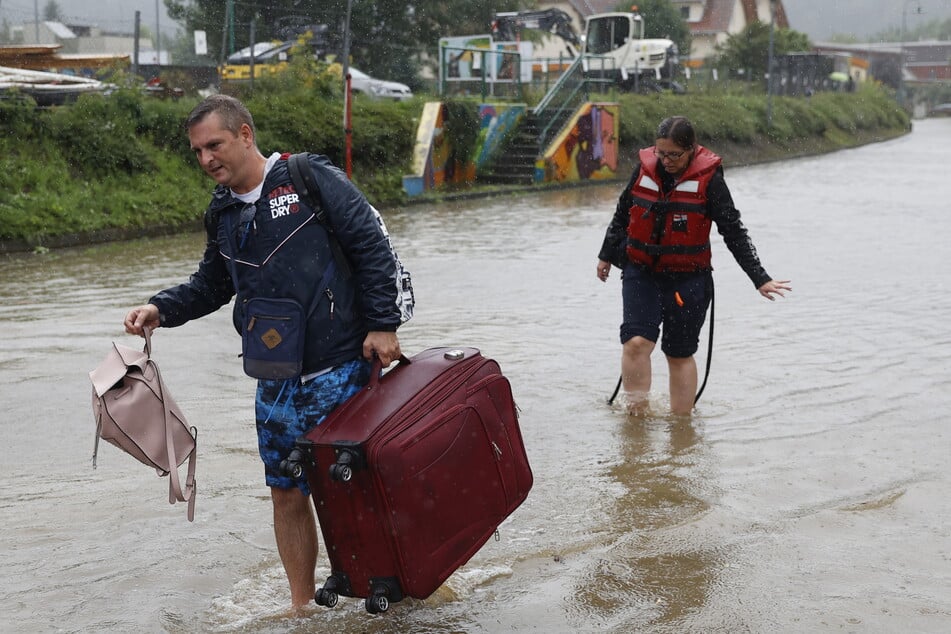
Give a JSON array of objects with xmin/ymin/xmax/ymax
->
[{"xmin": 783, "ymin": 0, "xmax": 950, "ymax": 42}]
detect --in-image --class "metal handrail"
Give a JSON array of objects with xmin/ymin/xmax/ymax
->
[
  {"xmin": 534, "ymin": 55, "xmax": 585, "ymax": 115},
  {"xmin": 534, "ymin": 56, "xmax": 590, "ymax": 152}
]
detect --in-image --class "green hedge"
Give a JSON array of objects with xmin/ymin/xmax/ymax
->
[
  {"xmin": 0, "ymin": 80, "xmax": 908, "ymax": 248},
  {"xmin": 0, "ymin": 84, "xmax": 420, "ymax": 246},
  {"xmin": 615, "ymin": 83, "xmax": 906, "ymax": 151}
]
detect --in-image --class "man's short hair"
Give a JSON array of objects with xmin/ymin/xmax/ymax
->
[{"xmin": 186, "ymin": 94, "xmax": 256, "ymax": 139}]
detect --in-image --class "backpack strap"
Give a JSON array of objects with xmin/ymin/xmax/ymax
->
[
  {"xmin": 146, "ymin": 327, "xmax": 197, "ymax": 521},
  {"xmin": 155, "ymin": 359, "xmax": 197, "ymax": 521},
  {"xmin": 287, "ymin": 153, "xmax": 353, "ymax": 278},
  {"xmin": 287, "ymin": 152, "xmax": 326, "ymax": 222}
]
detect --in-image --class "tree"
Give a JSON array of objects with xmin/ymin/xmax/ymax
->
[
  {"xmin": 714, "ymin": 21, "xmax": 811, "ymax": 80},
  {"xmin": 873, "ymin": 16, "xmax": 951, "ymax": 42},
  {"xmin": 43, "ymin": 0, "xmax": 62, "ymax": 21},
  {"xmin": 869, "ymin": 56, "xmax": 900, "ymax": 91},
  {"xmin": 615, "ymin": 0, "xmax": 691, "ymax": 60},
  {"xmin": 164, "ymin": 0, "xmax": 521, "ymax": 85}
]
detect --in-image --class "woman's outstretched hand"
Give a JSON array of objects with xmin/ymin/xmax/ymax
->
[{"xmin": 758, "ymin": 279, "xmax": 792, "ymax": 301}]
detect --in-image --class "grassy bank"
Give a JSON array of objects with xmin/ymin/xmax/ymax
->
[{"xmin": 0, "ymin": 82, "xmax": 908, "ymax": 252}]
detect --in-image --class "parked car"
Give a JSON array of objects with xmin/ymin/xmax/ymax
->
[
  {"xmin": 929, "ymin": 103, "xmax": 951, "ymax": 117},
  {"xmin": 347, "ymin": 67, "xmax": 413, "ymax": 101}
]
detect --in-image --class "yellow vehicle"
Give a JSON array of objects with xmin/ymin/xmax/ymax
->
[
  {"xmin": 219, "ymin": 28, "xmax": 330, "ymax": 84},
  {"xmin": 219, "ymin": 40, "xmax": 291, "ymax": 83}
]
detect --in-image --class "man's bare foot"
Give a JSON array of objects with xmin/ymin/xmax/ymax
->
[{"xmin": 288, "ymin": 601, "xmax": 317, "ymax": 618}]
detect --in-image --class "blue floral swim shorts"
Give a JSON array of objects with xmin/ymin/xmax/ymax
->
[{"xmin": 255, "ymin": 358, "xmax": 371, "ymax": 493}]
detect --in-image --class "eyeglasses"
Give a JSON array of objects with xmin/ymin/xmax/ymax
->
[
  {"xmin": 237, "ymin": 203, "xmax": 256, "ymax": 250},
  {"xmin": 653, "ymin": 148, "xmax": 689, "ymax": 161}
]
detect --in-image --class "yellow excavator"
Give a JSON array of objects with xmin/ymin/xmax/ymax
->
[{"xmin": 219, "ymin": 26, "xmax": 331, "ymax": 83}]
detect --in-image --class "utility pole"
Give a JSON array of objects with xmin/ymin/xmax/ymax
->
[
  {"xmin": 249, "ymin": 16, "xmax": 256, "ymax": 93},
  {"xmin": 219, "ymin": 0, "xmax": 232, "ymax": 69},
  {"xmin": 155, "ymin": 0, "xmax": 160, "ymax": 63},
  {"xmin": 228, "ymin": 1, "xmax": 235, "ymax": 56},
  {"xmin": 342, "ymin": 0, "xmax": 354, "ymax": 179},
  {"xmin": 898, "ymin": 1, "xmax": 923, "ymax": 109},
  {"xmin": 133, "ymin": 11, "xmax": 141, "ymax": 78}
]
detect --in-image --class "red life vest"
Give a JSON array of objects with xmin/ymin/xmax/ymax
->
[{"xmin": 625, "ymin": 145, "xmax": 722, "ymax": 272}]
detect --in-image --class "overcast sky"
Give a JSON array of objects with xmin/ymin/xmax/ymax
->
[
  {"xmin": 3, "ymin": 0, "xmax": 175, "ymax": 37},
  {"xmin": 783, "ymin": 0, "xmax": 950, "ymax": 42},
  {"xmin": 4, "ymin": 0, "xmax": 951, "ymax": 43}
]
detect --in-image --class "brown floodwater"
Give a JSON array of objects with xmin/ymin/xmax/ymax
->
[{"xmin": 1, "ymin": 118, "xmax": 949, "ymax": 633}]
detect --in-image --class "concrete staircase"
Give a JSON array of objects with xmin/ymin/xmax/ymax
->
[
  {"xmin": 478, "ymin": 112, "xmax": 542, "ymax": 186},
  {"xmin": 479, "ymin": 56, "xmax": 592, "ymax": 186}
]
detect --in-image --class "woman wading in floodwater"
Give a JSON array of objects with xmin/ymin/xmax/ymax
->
[{"xmin": 596, "ymin": 116, "xmax": 791, "ymax": 415}]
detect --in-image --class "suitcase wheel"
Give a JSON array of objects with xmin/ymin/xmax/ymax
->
[
  {"xmin": 365, "ymin": 592, "xmax": 389, "ymax": 614},
  {"xmin": 279, "ymin": 448, "xmax": 308, "ymax": 479},
  {"xmin": 314, "ymin": 587, "xmax": 338, "ymax": 608},
  {"xmin": 329, "ymin": 448, "xmax": 363, "ymax": 482},
  {"xmin": 328, "ymin": 462, "xmax": 353, "ymax": 482}
]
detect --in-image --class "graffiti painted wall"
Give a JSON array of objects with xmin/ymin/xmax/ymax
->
[
  {"xmin": 403, "ymin": 101, "xmax": 619, "ymax": 196},
  {"xmin": 538, "ymin": 103, "xmax": 619, "ymax": 183},
  {"xmin": 476, "ymin": 103, "xmax": 527, "ymax": 168},
  {"xmin": 402, "ymin": 102, "xmax": 446, "ymax": 196}
]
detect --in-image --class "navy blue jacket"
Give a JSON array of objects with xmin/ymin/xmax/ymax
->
[{"xmin": 150, "ymin": 153, "xmax": 401, "ymax": 375}]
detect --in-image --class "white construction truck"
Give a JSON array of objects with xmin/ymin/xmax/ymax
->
[{"xmin": 492, "ymin": 8, "xmax": 681, "ymax": 92}]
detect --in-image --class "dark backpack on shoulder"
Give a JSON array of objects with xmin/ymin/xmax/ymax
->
[{"xmin": 287, "ymin": 153, "xmax": 415, "ymax": 324}]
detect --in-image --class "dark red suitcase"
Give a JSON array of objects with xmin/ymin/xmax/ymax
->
[{"xmin": 283, "ymin": 347, "xmax": 533, "ymax": 614}]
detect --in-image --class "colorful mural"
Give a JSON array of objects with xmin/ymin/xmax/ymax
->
[
  {"xmin": 402, "ymin": 102, "xmax": 445, "ymax": 196},
  {"xmin": 439, "ymin": 35, "xmax": 492, "ymax": 82},
  {"xmin": 403, "ymin": 101, "xmax": 619, "ymax": 196},
  {"xmin": 539, "ymin": 103, "xmax": 619, "ymax": 183},
  {"xmin": 438, "ymin": 36, "xmax": 532, "ymax": 85},
  {"xmin": 403, "ymin": 101, "xmax": 484, "ymax": 196},
  {"xmin": 476, "ymin": 103, "xmax": 527, "ymax": 168}
]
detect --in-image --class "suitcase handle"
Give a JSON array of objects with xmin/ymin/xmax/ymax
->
[{"xmin": 368, "ymin": 354, "xmax": 412, "ymax": 388}]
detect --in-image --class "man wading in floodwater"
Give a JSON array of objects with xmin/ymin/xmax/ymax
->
[
  {"xmin": 596, "ymin": 116, "xmax": 791, "ymax": 415},
  {"xmin": 123, "ymin": 95, "xmax": 404, "ymax": 611}
]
